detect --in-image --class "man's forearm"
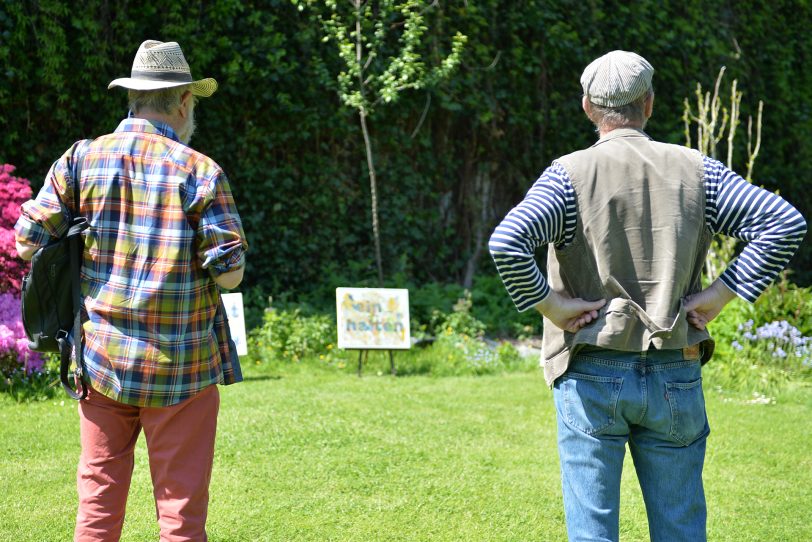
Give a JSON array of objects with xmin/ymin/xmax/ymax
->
[{"xmin": 15, "ymin": 240, "xmax": 37, "ymax": 261}]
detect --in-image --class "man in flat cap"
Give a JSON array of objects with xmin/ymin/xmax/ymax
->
[
  {"xmin": 490, "ymin": 50, "xmax": 806, "ymax": 541},
  {"xmin": 15, "ymin": 40, "xmax": 247, "ymax": 541}
]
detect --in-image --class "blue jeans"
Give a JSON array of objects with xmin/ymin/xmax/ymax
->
[{"xmin": 553, "ymin": 346, "xmax": 709, "ymax": 542}]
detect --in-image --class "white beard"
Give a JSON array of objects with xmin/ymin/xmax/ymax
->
[{"xmin": 177, "ymin": 105, "xmax": 196, "ymax": 145}]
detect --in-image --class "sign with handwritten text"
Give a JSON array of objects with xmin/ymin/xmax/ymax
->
[
  {"xmin": 336, "ymin": 288, "xmax": 411, "ymax": 350},
  {"xmin": 221, "ymin": 292, "xmax": 248, "ymax": 357}
]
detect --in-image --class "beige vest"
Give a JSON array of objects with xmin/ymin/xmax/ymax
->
[{"xmin": 542, "ymin": 128, "xmax": 714, "ymax": 386}]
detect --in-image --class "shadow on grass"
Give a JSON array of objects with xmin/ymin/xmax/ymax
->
[{"xmin": 242, "ymin": 375, "xmax": 283, "ymax": 382}]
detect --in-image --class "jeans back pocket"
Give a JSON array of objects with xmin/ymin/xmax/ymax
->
[
  {"xmin": 665, "ymin": 378, "xmax": 708, "ymax": 446},
  {"xmin": 556, "ymin": 372, "xmax": 623, "ymax": 436}
]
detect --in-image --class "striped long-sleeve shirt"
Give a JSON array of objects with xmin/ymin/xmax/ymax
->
[{"xmin": 489, "ymin": 154, "xmax": 807, "ymax": 312}]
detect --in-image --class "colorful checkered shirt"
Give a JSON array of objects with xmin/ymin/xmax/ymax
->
[{"xmin": 15, "ymin": 118, "xmax": 247, "ymax": 407}]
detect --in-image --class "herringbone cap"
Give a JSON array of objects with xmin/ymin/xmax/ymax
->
[
  {"xmin": 581, "ymin": 50, "xmax": 653, "ymax": 107},
  {"xmin": 108, "ymin": 40, "xmax": 217, "ymax": 97}
]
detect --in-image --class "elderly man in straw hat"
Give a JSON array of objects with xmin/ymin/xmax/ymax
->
[
  {"xmin": 15, "ymin": 40, "xmax": 247, "ymax": 541},
  {"xmin": 489, "ymin": 51, "xmax": 805, "ymax": 541}
]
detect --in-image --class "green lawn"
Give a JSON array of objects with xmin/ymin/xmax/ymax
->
[{"xmin": 1, "ymin": 367, "xmax": 810, "ymax": 541}]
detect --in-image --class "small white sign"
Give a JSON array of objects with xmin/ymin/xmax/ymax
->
[
  {"xmin": 336, "ymin": 288, "xmax": 411, "ymax": 350},
  {"xmin": 221, "ymin": 292, "xmax": 248, "ymax": 357}
]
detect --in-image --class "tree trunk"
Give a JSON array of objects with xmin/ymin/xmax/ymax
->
[
  {"xmin": 353, "ymin": 0, "xmax": 384, "ymax": 286},
  {"xmin": 359, "ymin": 108, "xmax": 384, "ymax": 286},
  {"xmin": 463, "ymin": 165, "xmax": 493, "ymax": 289}
]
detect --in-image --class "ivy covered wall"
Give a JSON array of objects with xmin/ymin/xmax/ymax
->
[{"xmin": 1, "ymin": 1, "xmax": 809, "ymax": 305}]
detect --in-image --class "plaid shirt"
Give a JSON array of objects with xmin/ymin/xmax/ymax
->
[{"xmin": 15, "ymin": 118, "xmax": 246, "ymax": 407}]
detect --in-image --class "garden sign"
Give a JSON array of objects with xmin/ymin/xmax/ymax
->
[
  {"xmin": 221, "ymin": 292, "xmax": 248, "ymax": 357},
  {"xmin": 336, "ymin": 288, "xmax": 411, "ymax": 351}
]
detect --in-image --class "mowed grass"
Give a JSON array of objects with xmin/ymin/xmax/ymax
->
[{"xmin": 1, "ymin": 366, "xmax": 810, "ymax": 541}]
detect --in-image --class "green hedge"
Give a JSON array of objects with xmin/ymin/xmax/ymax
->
[{"xmin": 1, "ymin": 0, "xmax": 809, "ymax": 305}]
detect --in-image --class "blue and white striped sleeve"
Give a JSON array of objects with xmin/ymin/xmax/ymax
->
[
  {"xmin": 489, "ymin": 163, "xmax": 577, "ymax": 312},
  {"xmin": 704, "ymin": 156, "xmax": 807, "ymax": 302}
]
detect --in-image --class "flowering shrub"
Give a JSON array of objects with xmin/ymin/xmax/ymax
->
[
  {"xmin": 0, "ymin": 164, "xmax": 45, "ymax": 388},
  {"xmin": 0, "ymin": 164, "xmax": 33, "ymax": 294},
  {"xmin": 0, "ymin": 293, "xmax": 43, "ymax": 374},
  {"xmin": 706, "ymin": 280, "xmax": 812, "ymax": 396},
  {"xmin": 413, "ymin": 334, "xmax": 529, "ymax": 376},
  {"xmin": 733, "ymin": 319, "xmax": 812, "ymax": 365},
  {"xmin": 391, "ymin": 293, "xmax": 533, "ymax": 376},
  {"xmin": 429, "ymin": 291, "xmax": 487, "ymax": 339}
]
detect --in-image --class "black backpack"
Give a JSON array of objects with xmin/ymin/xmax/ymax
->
[{"xmin": 20, "ymin": 142, "xmax": 90, "ymax": 400}]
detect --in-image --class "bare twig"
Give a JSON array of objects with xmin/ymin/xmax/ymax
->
[
  {"xmin": 746, "ymin": 100, "xmax": 764, "ymax": 182},
  {"xmin": 683, "ymin": 98, "xmax": 693, "ymax": 149},
  {"xmin": 726, "ymin": 79, "xmax": 740, "ymax": 168},
  {"xmin": 410, "ymin": 92, "xmax": 432, "ymax": 139}
]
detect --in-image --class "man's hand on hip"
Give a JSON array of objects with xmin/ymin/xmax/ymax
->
[
  {"xmin": 534, "ymin": 291, "xmax": 606, "ymax": 333},
  {"xmin": 683, "ymin": 278, "xmax": 738, "ymax": 331}
]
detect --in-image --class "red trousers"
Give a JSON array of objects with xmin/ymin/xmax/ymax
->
[{"xmin": 74, "ymin": 385, "xmax": 220, "ymax": 542}]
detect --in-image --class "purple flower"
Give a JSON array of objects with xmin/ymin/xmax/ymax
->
[
  {"xmin": 0, "ymin": 292, "xmax": 43, "ymax": 373},
  {"xmin": 774, "ymin": 347, "xmax": 787, "ymax": 359}
]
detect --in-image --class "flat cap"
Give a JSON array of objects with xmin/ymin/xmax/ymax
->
[{"xmin": 580, "ymin": 50, "xmax": 654, "ymax": 107}]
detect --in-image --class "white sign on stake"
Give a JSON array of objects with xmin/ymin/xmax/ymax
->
[
  {"xmin": 336, "ymin": 288, "xmax": 411, "ymax": 350},
  {"xmin": 221, "ymin": 292, "xmax": 248, "ymax": 357}
]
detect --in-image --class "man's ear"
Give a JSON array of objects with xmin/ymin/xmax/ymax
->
[
  {"xmin": 179, "ymin": 90, "xmax": 193, "ymax": 119},
  {"xmin": 582, "ymin": 96, "xmax": 597, "ymax": 124},
  {"xmin": 644, "ymin": 93, "xmax": 654, "ymax": 119}
]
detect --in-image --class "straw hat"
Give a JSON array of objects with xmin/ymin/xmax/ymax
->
[
  {"xmin": 581, "ymin": 50, "xmax": 653, "ymax": 107},
  {"xmin": 108, "ymin": 40, "xmax": 217, "ymax": 96}
]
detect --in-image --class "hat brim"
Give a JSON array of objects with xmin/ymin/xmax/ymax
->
[{"xmin": 108, "ymin": 77, "xmax": 217, "ymax": 97}]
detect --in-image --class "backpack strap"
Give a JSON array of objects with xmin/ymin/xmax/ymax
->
[{"xmin": 59, "ymin": 140, "xmax": 91, "ymax": 401}]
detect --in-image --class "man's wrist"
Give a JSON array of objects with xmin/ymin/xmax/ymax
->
[
  {"xmin": 711, "ymin": 278, "xmax": 737, "ymax": 303},
  {"xmin": 533, "ymin": 290, "xmax": 557, "ymax": 316}
]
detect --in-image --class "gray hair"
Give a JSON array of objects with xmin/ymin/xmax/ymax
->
[
  {"xmin": 587, "ymin": 88, "xmax": 653, "ymax": 132},
  {"xmin": 127, "ymin": 85, "xmax": 191, "ymax": 115}
]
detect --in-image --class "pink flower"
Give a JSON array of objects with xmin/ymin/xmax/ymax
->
[
  {"xmin": 0, "ymin": 166, "xmax": 45, "ymax": 373},
  {"xmin": 0, "ymin": 163, "xmax": 34, "ymax": 295}
]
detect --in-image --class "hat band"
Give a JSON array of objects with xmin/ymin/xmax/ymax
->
[{"xmin": 130, "ymin": 70, "xmax": 193, "ymax": 83}]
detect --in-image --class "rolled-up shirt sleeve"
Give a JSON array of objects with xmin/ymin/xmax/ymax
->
[
  {"xmin": 196, "ymin": 171, "xmax": 248, "ymax": 276},
  {"xmin": 14, "ymin": 149, "xmax": 76, "ymax": 248}
]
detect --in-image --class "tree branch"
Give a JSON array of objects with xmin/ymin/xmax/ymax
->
[{"xmin": 410, "ymin": 92, "xmax": 431, "ymax": 139}]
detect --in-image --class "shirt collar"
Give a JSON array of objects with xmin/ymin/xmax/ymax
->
[
  {"xmin": 592, "ymin": 127, "xmax": 652, "ymax": 148},
  {"xmin": 114, "ymin": 116, "xmax": 181, "ymax": 143}
]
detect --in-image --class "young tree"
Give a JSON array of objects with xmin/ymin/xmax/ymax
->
[
  {"xmin": 295, "ymin": 0, "xmax": 466, "ymax": 285},
  {"xmin": 683, "ymin": 67, "xmax": 763, "ymax": 284}
]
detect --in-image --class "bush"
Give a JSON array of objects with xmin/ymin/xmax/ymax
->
[
  {"xmin": 469, "ymin": 274, "xmax": 543, "ymax": 339},
  {"xmin": 244, "ymin": 293, "xmax": 537, "ymax": 377},
  {"xmin": 0, "ymin": 166, "xmax": 45, "ymax": 390},
  {"xmin": 410, "ymin": 278, "xmax": 542, "ymax": 339},
  {"xmin": 0, "ymin": 164, "xmax": 32, "ymax": 294},
  {"xmin": 705, "ymin": 276, "xmax": 812, "ymax": 395},
  {"xmin": 429, "ymin": 291, "xmax": 486, "ymax": 339},
  {"xmin": 248, "ymin": 300, "xmax": 340, "ymax": 368},
  {"xmin": 0, "ymin": 363, "xmax": 59, "ymax": 403}
]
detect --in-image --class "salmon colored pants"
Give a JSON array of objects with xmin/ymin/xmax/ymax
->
[{"xmin": 74, "ymin": 385, "xmax": 220, "ymax": 542}]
